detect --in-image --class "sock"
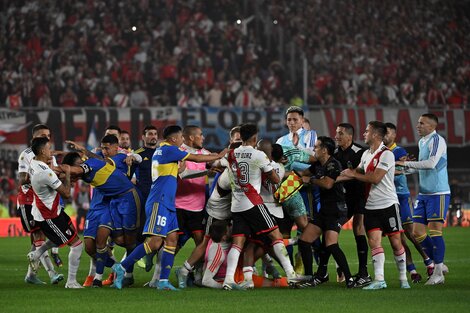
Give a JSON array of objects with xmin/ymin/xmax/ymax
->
[
  {"xmin": 125, "ymin": 272, "xmax": 133, "ymax": 278},
  {"xmin": 224, "ymin": 244, "xmax": 242, "ymax": 284},
  {"xmin": 371, "ymin": 246, "xmax": 385, "ymax": 281},
  {"xmin": 151, "ymin": 249, "xmax": 164, "ymax": 283},
  {"xmin": 272, "ymin": 239, "xmax": 294, "ymax": 277},
  {"xmin": 311, "ymin": 238, "xmax": 321, "ymax": 265},
  {"xmin": 430, "ymin": 231, "xmax": 445, "ymax": 264},
  {"xmin": 286, "ymin": 244, "xmax": 294, "ymax": 265},
  {"xmin": 298, "ymin": 239, "xmax": 314, "ymax": 276},
  {"xmin": 126, "ymin": 246, "xmax": 136, "ymax": 274},
  {"xmin": 88, "ymin": 259, "xmax": 96, "ymax": 276},
  {"xmin": 121, "ymin": 242, "xmax": 150, "ymax": 272},
  {"xmin": 52, "ymin": 247, "xmax": 59, "ymax": 254},
  {"xmin": 160, "ymin": 245, "xmax": 177, "ymax": 280},
  {"xmin": 316, "ymin": 242, "xmax": 331, "ymax": 277},
  {"xmin": 434, "ymin": 263, "xmax": 444, "ymax": 276},
  {"xmin": 406, "ymin": 263, "xmax": 417, "ymax": 273},
  {"xmin": 180, "ymin": 260, "xmax": 193, "ymax": 276},
  {"xmin": 68, "ymin": 241, "xmax": 83, "ymax": 283},
  {"xmin": 39, "ymin": 251, "xmax": 56, "ymax": 278},
  {"xmin": 355, "ymin": 235, "xmax": 369, "ymax": 276},
  {"xmin": 416, "ymin": 234, "xmax": 434, "ymax": 261},
  {"xmin": 94, "ymin": 273, "xmax": 103, "ymax": 280},
  {"xmin": 327, "ymin": 244, "xmax": 352, "ymax": 280},
  {"xmin": 393, "ymin": 247, "xmax": 407, "ymax": 281},
  {"xmin": 243, "ymin": 266, "xmax": 254, "ymax": 282},
  {"xmin": 27, "ymin": 244, "xmax": 36, "ymax": 277},
  {"xmin": 424, "ymin": 258, "xmax": 433, "ymax": 267},
  {"xmin": 95, "ymin": 247, "xmax": 109, "ymax": 276}
]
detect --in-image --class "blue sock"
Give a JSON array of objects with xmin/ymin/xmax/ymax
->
[
  {"xmin": 121, "ymin": 243, "xmax": 148, "ymax": 272},
  {"xmin": 95, "ymin": 249, "xmax": 109, "ymax": 276},
  {"xmin": 424, "ymin": 258, "xmax": 433, "ymax": 267},
  {"xmin": 160, "ymin": 245, "xmax": 177, "ymax": 280},
  {"xmin": 105, "ymin": 257, "xmax": 115, "ymax": 268},
  {"xmin": 431, "ymin": 236, "xmax": 445, "ymax": 264},
  {"xmin": 406, "ymin": 263, "xmax": 416, "ymax": 273},
  {"xmin": 126, "ymin": 246, "xmax": 136, "ymax": 273},
  {"xmin": 420, "ymin": 235, "xmax": 434, "ymax": 261}
]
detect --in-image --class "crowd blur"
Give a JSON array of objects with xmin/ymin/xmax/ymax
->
[{"xmin": 0, "ymin": 0, "xmax": 469, "ymax": 110}]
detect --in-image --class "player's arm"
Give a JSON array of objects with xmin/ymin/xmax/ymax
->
[
  {"xmin": 52, "ymin": 165, "xmax": 71, "ymax": 199},
  {"xmin": 402, "ymin": 137, "xmax": 446, "ymax": 170},
  {"xmin": 342, "ymin": 152, "xmax": 392, "ymax": 184},
  {"xmin": 185, "ymin": 148, "xmax": 228, "ymax": 163},
  {"xmin": 18, "ymin": 172, "xmax": 30, "ymax": 186},
  {"xmin": 66, "ymin": 140, "xmax": 105, "ymax": 161},
  {"xmin": 264, "ymin": 169, "xmax": 280, "ymax": 184},
  {"xmin": 311, "ymin": 175, "xmax": 336, "ymax": 189}
]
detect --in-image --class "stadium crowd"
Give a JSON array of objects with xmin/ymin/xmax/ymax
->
[{"xmin": 0, "ymin": 0, "xmax": 469, "ymax": 109}]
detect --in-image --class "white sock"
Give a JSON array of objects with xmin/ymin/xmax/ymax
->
[
  {"xmin": 151, "ymin": 249, "xmax": 163, "ymax": 283},
  {"xmin": 67, "ymin": 241, "xmax": 83, "ymax": 283},
  {"xmin": 27, "ymin": 245, "xmax": 36, "ymax": 277},
  {"xmin": 125, "ymin": 272, "xmax": 133, "ymax": 278},
  {"xmin": 393, "ymin": 247, "xmax": 407, "ymax": 281},
  {"xmin": 52, "ymin": 247, "xmax": 59, "ymax": 254},
  {"xmin": 272, "ymin": 241, "xmax": 294, "ymax": 277},
  {"xmin": 434, "ymin": 263, "xmax": 443, "ymax": 276},
  {"xmin": 39, "ymin": 251, "xmax": 56, "ymax": 278},
  {"xmin": 94, "ymin": 273, "xmax": 103, "ymax": 281},
  {"xmin": 180, "ymin": 260, "xmax": 192, "ymax": 276},
  {"xmin": 223, "ymin": 244, "xmax": 242, "ymax": 284},
  {"xmin": 243, "ymin": 266, "xmax": 254, "ymax": 282},
  {"xmin": 88, "ymin": 258, "xmax": 96, "ymax": 276},
  {"xmin": 371, "ymin": 247, "xmax": 385, "ymax": 281}
]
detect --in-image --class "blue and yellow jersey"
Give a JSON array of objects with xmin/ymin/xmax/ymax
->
[
  {"xmin": 80, "ymin": 158, "xmax": 134, "ymax": 197},
  {"xmin": 390, "ymin": 143, "xmax": 410, "ymax": 195},
  {"xmin": 148, "ymin": 142, "xmax": 189, "ymax": 210}
]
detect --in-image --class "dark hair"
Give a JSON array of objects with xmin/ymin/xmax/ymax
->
[
  {"xmin": 143, "ymin": 125, "xmax": 157, "ymax": 136},
  {"xmin": 229, "ymin": 126, "xmax": 241, "ymax": 139},
  {"xmin": 31, "ymin": 137, "xmax": 49, "ymax": 155},
  {"xmin": 317, "ymin": 136, "xmax": 336, "ymax": 155},
  {"xmin": 62, "ymin": 152, "xmax": 81, "ymax": 166},
  {"xmin": 368, "ymin": 121, "xmax": 387, "ymax": 138},
  {"xmin": 209, "ymin": 220, "xmax": 229, "ymax": 243},
  {"xmin": 162, "ymin": 125, "xmax": 182, "ymax": 139},
  {"xmin": 285, "ymin": 106, "xmax": 304, "ymax": 117},
  {"xmin": 240, "ymin": 123, "xmax": 258, "ymax": 142},
  {"xmin": 229, "ymin": 141, "xmax": 242, "ymax": 149},
  {"xmin": 385, "ymin": 122, "xmax": 397, "ymax": 131},
  {"xmin": 106, "ymin": 125, "xmax": 121, "ymax": 134},
  {"xmin": 32, "ymin": 124, "xmax": 50, "ymax": 136},
  {"xmin": 422, "ymin": 113, "xmax": 438, "ymax": 124},
  {"xmin": 101, "ymin": 134, "xmax": 119, "ymax": 145},
  {"xmin": 271, "ymin": 144, "xmax": 284, "ymax": 162},
  {"xmin": 337, "ymin": 123, "xmax": 354, "ymax": 136},
  {"xmin": 183, "ymin": 125, "xmax": 200, "ymax": 137},
  {"xmin": 121, "ymin": 130, "xmax": 130, "ymax": 136}
]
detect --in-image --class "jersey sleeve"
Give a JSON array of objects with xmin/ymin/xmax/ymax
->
[
  {"xmin": 18, "ymin": 150, "xmax": 30, "ymax": 174},
  {"xmin": 167, "ymin": 146, "xmax": 190, "ymax": 163},
  {"xmin": 259, "ymin": 151, "xmax": 274, "ymax": 173},
  {"xmin": 44, "ymin": 168, "xmax": 62, "ymax": 190},
  {"xmin": 376, "ymin": 150, "xmax": 395, "ymax": 172}
]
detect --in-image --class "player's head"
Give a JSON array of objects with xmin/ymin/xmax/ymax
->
[
  {"xmin": 32, "ymin": 124, "xmax": 51, "ymax": 140},
  {"xmin": 183, "ymin": 125, "xmax": 204, "ymax": 149},
  {"xmin": 229, "ymin": 126, "xmax": 242, "ymax": 144},
  {"xmin": 417, "ymin": 113, "xmax": 438, "ymax": 137},
  {"xmin": 315, "ymin": 136, "xmax": 335, "ymax": 158},
  {"xmin": 256, "ymin": 139, "xmax": 273, "ymax": 160},
  {"xmin": 119, "ymin": 130, "xmax": 131, "ymax": 150},
  {"xmin": 163, "ymin": 125, "xmax": 184, "ymax": 147},
  {"xmin": 383, "ymin": 122, "xmax": 397, "ymax": 147},
  {"xmin": 209, "ymin": 220, "xmax": 230, "ymax": 243},
  {"xmin": 335, "ymin": 123, "xmax": 354, "ymax": 149},
  {"xmin": 105, "ymin": 125, "xmax": 121, "ymax": 138},
  {"xmin": 101, "ymin": 134, "xmax": 119, "ymax": 158},
  {"xmin": 364, "ymin": 121, "xmax": 387, "ymax": 146},
  {"xmin": 285, "ymin": 106, "xmax": 304, "ymax": 133},
  {"xmin": 240, "ymin": 123, "xmax": 258, "ymax": 144},
  {"xmin": 142, "ymin": 125, "xmax": 158, "ymax": 148},
  {"xmin": 271, "ymin": 144, "xmax": 284, "ymax": 163},
  {"xmin": 31, "ymin": 137, "xmax": 51, "ymax": 160},
  {"xmin": 62, "ymin": 152, "xmax": 83, "ymax": 167}
]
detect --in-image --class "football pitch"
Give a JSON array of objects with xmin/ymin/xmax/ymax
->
[{"xmin": 1, "ymin": 227, "xmax": 469, "ymax": 313}]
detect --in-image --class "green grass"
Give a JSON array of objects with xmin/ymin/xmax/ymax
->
[{"xmin": 1, "ymin": 228, "xmax": 470, "ymax": 313}]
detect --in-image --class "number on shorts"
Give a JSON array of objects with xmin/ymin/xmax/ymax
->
[{"xmin": 157, "ymin": 215, "xmax": 167, "ymax": 226}]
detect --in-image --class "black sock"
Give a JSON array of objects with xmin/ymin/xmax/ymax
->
[
  {"xmin": 327, "ymin": 243, "xmax": 352, "ymax": 281},
  {"xmin": 286, "ymin": 244, "xmax": 294, "ymax": 265},
  {"xmin": 298, "ymin": 239, "xmax": 314, "ymax": 276},
  {"xmin": 355, "ymin": 235, "xmax": 369, "ymax": 276},
  {"xmin": 316, "ymin": 241, "xmax": 331, "ymax": 277}
]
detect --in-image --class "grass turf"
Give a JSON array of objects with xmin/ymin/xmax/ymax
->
[{"xmin": 1, "ymin": 227, "xmax": 469, "ymax": 313}]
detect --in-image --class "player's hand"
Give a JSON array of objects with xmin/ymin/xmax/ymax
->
[
  {"xmin": 341, "ymin": 168, "xmax": 355, "ymax": 178},
  {"xmin": 301, "ymin": 175, "xmax": 311, "ymax": 184},
  {"xmin": 178, "ymin": 160, "xmax": 187, "ymax": 173},
  {"xmin": 217, "ymin": 148, "xmax": 229, "ymax": 158},
  {"xmin": 66, "ymin": 140, "xmax": 85, "ymax": 152},
  {"xmin": 125, "ymin": 155, "xmax": 135, "ymax": 166}
]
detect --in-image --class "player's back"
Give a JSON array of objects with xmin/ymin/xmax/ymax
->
[{"xmin": 82, "ymin": 158, "xmax": 134, "ymax": 196}]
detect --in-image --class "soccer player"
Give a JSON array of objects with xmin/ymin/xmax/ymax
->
[
  {"xmin": 297, "ymin": 136, "xmax": 355, "ymax": 288},
  {"xmin": 341, "ymin": 121, "xmax": 410, "ymax": 290},
  {"xmin": 119, "ymin": 130, "xmax": 132, "ymax": 151},
  {"xmin": 396, "ymin": 113, "xmax": 450, "ymax": 285},
  {"xmin": 17, "ymin": 124, "xmax": 63, "ymax": 285},
  {"xmin": 383, "ymin": 122, "xmax": 430, "ymax": 283},
  {"xmin": 334, "ymin": 123, "xmax": 371, "ymax": 285},
  {"xmin": 26, "ymin": 137, "xmax": 83, "ymax": 289},
  {"xmin": 222, "ymin": 123, "xmax": 306, "ymax": 290},
  {"xmin": 112, "ymin": 125, "xmax": 227, "ymax": 290}
]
